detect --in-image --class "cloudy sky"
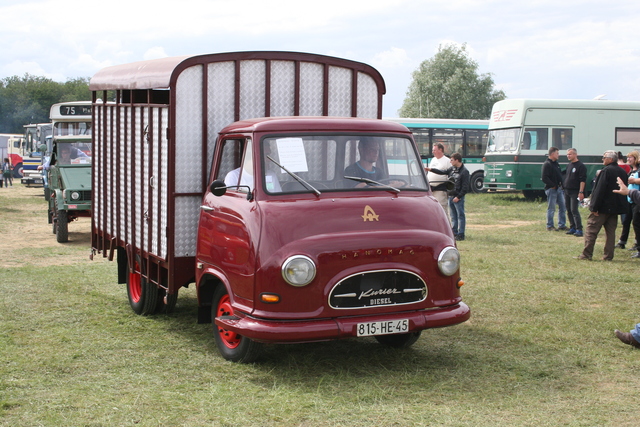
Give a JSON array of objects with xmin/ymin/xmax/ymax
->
[{"xmin": 1, "ymin": 0, "xmax": 639, "ymax": 117}]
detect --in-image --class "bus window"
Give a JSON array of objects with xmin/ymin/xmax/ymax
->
[
  {"xmin": 412, "ymin": 129, "xmax": 430, "ymax": 157},
  {"xmin": 616, "ymin": 128, "xmax": 640, "ymax": 145},
  {"xmin": 433, "ymin": 129, "xmax": 463, "ymax": 156},
  {"xmin": 552, "ymin": 128, "xmax": 572, "ymax": 150},
  {"xmin": 487, "ymin": 128, "xmax": 521, "ymax": 152},
  {"xmin": 523, "ymin": 128, "xmax": 548, "ymax": 151},
  {"xmin": 466, "ymin": 130, "xmax": 488, "ymax": 157}
]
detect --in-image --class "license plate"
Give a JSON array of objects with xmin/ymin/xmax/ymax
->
[{"xmin": 356, "ymin": 319, "xmax": 409, "ymax": 337}]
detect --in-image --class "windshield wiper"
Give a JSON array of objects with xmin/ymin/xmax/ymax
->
[
  {"xmin": 344, "ymin": 176, "xmax": 401, "ymax": 194},
  {"xmin": 267, "ymin": 155, "xmax": 321, "ymax": 196}
]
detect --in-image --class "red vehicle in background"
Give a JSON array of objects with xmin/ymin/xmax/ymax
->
[{"xmin": 90, "ymin": 52, "xmax": 470, "ymax": 362}]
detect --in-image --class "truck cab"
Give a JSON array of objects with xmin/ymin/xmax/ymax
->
[
  {"xmin": 196, "ymin": 117, "xmax": 469, "ymax": 362},
  {"xmin": 46, "ymin": 136, "xmax": 92, "ymax": 242}
]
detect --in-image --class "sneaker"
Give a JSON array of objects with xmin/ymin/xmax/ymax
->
[
  {"xmin": 631, "ymin": 252, "xmax": 640, "ymax": 259},
  {"xmin": 547, "ymin": 227, "xmax": 557, "ymax": 231},
  {"xmin": 573, "ymin": 230, "xmax": 583, "ymax": 237},
  {"xmin": 574, "ymin": 255, "xmax": 591, "ymax": 260},
  {"xmin": 615, "ymin": 242, "xmax": 626, "ymax": 249},
  {"xmin": 557, "ymin": 226, "xmax": 568, "ymax": 231},
  {"xmin": 455, "ymin": 234, "xmax": 465, "ymax": 241},
  {"xmin": 565, "ymin": 228, "xmax": 576, "ymax": 235},
  {"xmin": 628, "ymin": 245, "xmax": 639, "ymax": 251}
]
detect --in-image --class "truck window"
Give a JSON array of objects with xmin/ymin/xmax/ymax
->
[{"xmin": 219, "ymin": 139, "xmax": 253, "ymax": 192}]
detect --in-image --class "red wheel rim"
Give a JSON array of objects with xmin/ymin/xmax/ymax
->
[
  {"xmin": 216, "ymin": 294, "xmax": 241, "ymax": 349},
  {"xmin": 129, "ymin": 262, "xmax": 142, "ymax": 303}
]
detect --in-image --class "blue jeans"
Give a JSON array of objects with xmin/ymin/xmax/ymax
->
[
  {"xmin": 632, "ymin": 323, "xmax": 640, "ymax": 342},
  {"xmin": 449, "ymin": 196, "xmax": 465, "ymax": 236},
  {"xmin": 545, "ymin": 187, "xmax": 566, "ymax": 228}
]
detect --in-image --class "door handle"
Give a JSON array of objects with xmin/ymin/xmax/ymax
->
[{"xmin": 200, "ymin": 205, "xmax": 215, "ymax": 212}]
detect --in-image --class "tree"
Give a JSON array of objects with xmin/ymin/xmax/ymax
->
[
  {"xmin": 399, "ymin": 43, "xmax": 506, "ymax": 119},
  {"xmin": 0, "ymin": 74, "xmax": 90, "ymax": 133}
]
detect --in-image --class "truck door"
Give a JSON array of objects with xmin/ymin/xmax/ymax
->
[{"xmin": 199, "ymin": 138, "xmax": 259, "ymax": 302}]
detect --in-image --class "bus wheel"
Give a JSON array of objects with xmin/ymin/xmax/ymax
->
[
  {"xmin": 127, "ymin": 256, "xmax": 159, "ymax": 315},
  {"xmin": 470, "ymin": 172, "xmax": 487, "ymax": 193},
  {"xmin": 55, "ymin": 209, "xmax": 69, "ymax": 243},
  {"xmin": 375, "ymin": 331, "xmax": 421, "ymax": 348},
  {"xmin": 212, "ymin": 286, "xmax": 263, "ymax": 363}
]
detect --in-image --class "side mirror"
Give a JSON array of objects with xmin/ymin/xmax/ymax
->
[{"xmin": 210, "ymin": 180, "xmax": 227, "ymax": 196}]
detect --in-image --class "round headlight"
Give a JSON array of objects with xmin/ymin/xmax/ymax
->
[
  {"xmin": 438, "ymin": 247, "xmax": 460, "ymax": 276},
  {"xmin": 71, "ymin": 191, "xmax": 80, "ymax": 200},
  {"xmin": 282, "ymin": 255, "xmax": 316, "ymax": 287}
]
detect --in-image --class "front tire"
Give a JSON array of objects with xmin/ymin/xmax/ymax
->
[
  {"xmin": 55, "ymin": 209, "xmax": 68, "ymax": 243},
  {"xmin": 375, "ymin": 331, "xmax": 421, "ymax": 348},
  {"xmin": 470, "ymin": 171, "xmax": 487, "ymax": 193},
  {"xmin": 127, "ymin": 256, "xmax": 159, "ymax": 315},
  {"xmin": 212, "ymin": 286, "xmax": 263, "ymax": 363}
]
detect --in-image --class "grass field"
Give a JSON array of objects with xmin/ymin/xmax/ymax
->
[{"xmin": 1, "ymin": 184, "xmax": 639, "ymax": 426}]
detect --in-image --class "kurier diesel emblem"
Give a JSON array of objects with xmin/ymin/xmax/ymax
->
[{"xmin": 362, "ymin": 205, "xmax": 379, "ymax": 221}]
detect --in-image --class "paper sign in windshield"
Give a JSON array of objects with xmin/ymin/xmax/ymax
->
[{"xmin": 276, "ymin": 138, "xmax": 308, "ymax": 172}]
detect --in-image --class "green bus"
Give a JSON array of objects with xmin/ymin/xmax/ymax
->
[
  {"xmin": 483, "ymin": 99, "xmax": 640, "ymax": 199},
  {"xmin": 386, "ymin": 118, "xmax": 489, "ymax": 193}
]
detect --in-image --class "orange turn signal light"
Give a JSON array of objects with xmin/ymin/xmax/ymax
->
[
  {"xmin": 457, "ymin": 280, "xmax": 465, "ymax": 288},
  {"xmin": 260, "ymin": 293, "xmax": 280, "ymax": 304}
]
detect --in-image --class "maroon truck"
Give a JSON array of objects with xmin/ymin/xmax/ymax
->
[{"xmin": 90, "ymin": 52, "xmax": 469, "ymax": 362}]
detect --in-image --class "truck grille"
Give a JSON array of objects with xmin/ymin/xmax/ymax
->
[{"xmin": 329, "ymin": 270, "xmax": 427, "ymax": 309}]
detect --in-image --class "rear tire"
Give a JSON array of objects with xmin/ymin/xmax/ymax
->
[
  {"xmin": 212, "ymin": 286, "xmax": 263, "ymax": 363},
  {"xmin": 375, "ymin": 331, "xmax": 421, "ymax": 348},
  {"xmin": 127, "ymin": 256, "xmax": 159, "ymax": 315}
]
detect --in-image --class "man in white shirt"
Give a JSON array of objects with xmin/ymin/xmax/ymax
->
[{"xmin": 426, "ymin": 143, "xmax": 452, "ymax": 216}]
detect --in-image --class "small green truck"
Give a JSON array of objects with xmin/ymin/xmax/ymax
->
[{"xmin": 46, "ymin": 136, "xmax": 92, "ymax": 243}]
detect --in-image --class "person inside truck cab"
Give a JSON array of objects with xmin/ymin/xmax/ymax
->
[
  {"xmin": 344, "ymin": 138, "xmax": 405, "ymax": 188},
  {"xmin": 39, "ymin": 144, "xmax": 89, "ymax": 170},
  {"xmin": 224, "ymin": 143, "xmax": 282, "ymax": 192}
]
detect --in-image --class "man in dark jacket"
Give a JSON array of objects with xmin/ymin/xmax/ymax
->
[
  {"xmin": 425, "ymin": 152, "xmax": 470, "ymax": 240},
  {"xmin": 563, "ymin": 148, "xmax": 587, "ymax": 236},
  {"xmin": 541, "ymin": 147, "xmax": 567, "ymax": 231},
  {"xmin": 577, "ymin": 150, "xmax": 629, "ymax": 260}
]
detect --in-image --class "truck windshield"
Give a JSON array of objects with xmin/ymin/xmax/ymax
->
[
  {"xmin": 55, "ymin": 141, "xmax": 92, "ymax": 165},
  {"xmin": 262, "ymin": 135, "xmax": 428, "ymax": 194},
  {"xmin": 486, "ymin": 128, "xmax": 521, "ymax": 153}
]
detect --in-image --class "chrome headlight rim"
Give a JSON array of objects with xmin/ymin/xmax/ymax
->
[
  {"xmin": 70, "ymin": 191, "xmax": 81, "ymax": 200},
  {"xmin": 437, "ymin": 246, "xmax": 460, "ymax": 276},
  {"xmin": 281, "ymin": 255, "xmax": 316, "ymax": 287}
]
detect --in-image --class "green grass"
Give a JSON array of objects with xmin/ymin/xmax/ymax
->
[{"xmin": 1, "ymin": 188, "xmax": 639, "ymax": 426}]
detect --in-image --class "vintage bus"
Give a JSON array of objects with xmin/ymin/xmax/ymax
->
[
  {"xmin": 50, "ymin": 101, "xmax": 92, "ymax": 144},
  {"xmin": 483, "ymin": 99, "xmax": 640, "ymax": 199},
  {"xmin": 386, "ymin": 118, "xmax": 489, "ymax": 193}
]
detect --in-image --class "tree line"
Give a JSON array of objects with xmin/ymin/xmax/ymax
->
[
  {"xmin": 0, "ymin": 74, "xmax": 91, "ymax": 134},
  {"xmin": 0, "ymin": 44, "xmax": 505, "ymax": 135}
]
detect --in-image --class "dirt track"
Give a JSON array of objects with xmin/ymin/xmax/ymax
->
[{"xmin": 0, "ymin": 183, "xmax": 93, "ymax": 268}]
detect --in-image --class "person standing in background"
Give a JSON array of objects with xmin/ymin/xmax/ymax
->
[
  {"xmin": 541, "ymin": 147, "xmax": 567, "ymax": 231},
  {"xmin": 616, "ymin": 151, "xmax": 640, "ymax": 252},
  {"xmin": 577, "ymin": 150, "xmax": 628, "ymax": 261},
  {"xmin": 563, "ymin": 148, "xmax": 587, "ymax": 237},
  {"xmin": 426, "ymin": 143, "xmax": 452, "ymax": 217}
]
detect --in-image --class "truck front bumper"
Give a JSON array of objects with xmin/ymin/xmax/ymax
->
[{"xmin": 214, "ymin": 303, "xmax": 470, "ymax": 344}]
